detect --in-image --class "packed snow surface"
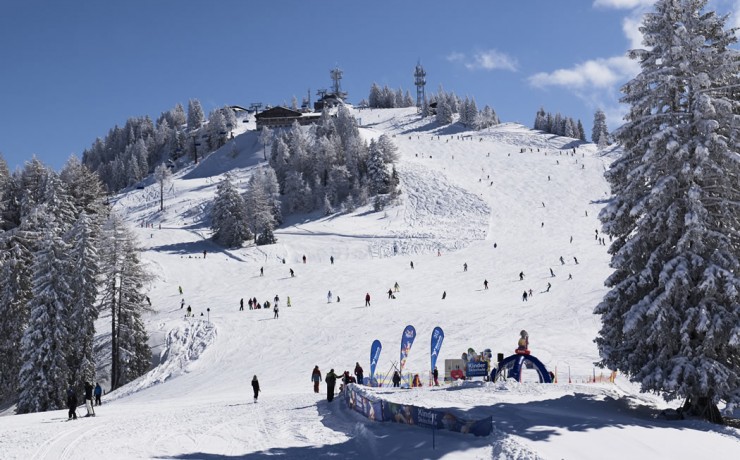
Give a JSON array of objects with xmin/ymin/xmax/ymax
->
[{"xmin": 1, "ymin": 108, "xmax": 738, "ymax": 459}]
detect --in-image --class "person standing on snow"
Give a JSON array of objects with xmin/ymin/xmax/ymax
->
[
  {"xmin": 519, "ymin": 271, "xmax": 525, "ymax": 281},
  {"xmin": 327, "ymin": 291, "xmax": 332, "ymax": 303},
  {"xmin": 433, "ymin": 367, "xmax": 439, "ymax": 386},
  {"xmin": 66, "ymin": 386, "xmax": 78, "ymax": 420},
  {"xmin": 252, "ymin": 375, "xmax": 260, "ymax": 403},
  {"xmin": 311, "ymin": 366, "xmax": 322, "ymax": 393},
  {"xmin": 273, "ymin": 304, "xmax": 279, "ymax": 319},
  {"xmin": 83, "ymin": 381, "xmax": 95, "ymax": 417},
  {"xmin": 365, "ymin": 293, "xmax": 371, "ymax": 307},
  {"xmin": 394, "ymin": 282, "xmax": 400, "ymax": 292},
  {"xmin": 484, "ymin": 279, "xmax": 489, "ymax": 290},
  {"xmin": 522, "ymin": 291, "xmax": 528, "ymax": 302},
  {"xmin": 325, "ymin": 369, "xmax": 338, "ymax": 402},
  {"xmin": 354, "ymin": 362, "xmax": 364, "ymax": 385},
  {"xmin": 392, "ymin": 371, "xmax": 401, "ymax": 387},
  {"xmin": 94, "ymin": 383, "xmax": 102, "ymax": 406},
  {"xmin": 387, "ymin": 288, "xmax": 393, "ymax": 299}
]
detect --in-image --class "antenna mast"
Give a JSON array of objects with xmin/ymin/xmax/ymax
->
[{"xmin": 414, "ymin": 61, "xmax": 427, "ymax": 112}]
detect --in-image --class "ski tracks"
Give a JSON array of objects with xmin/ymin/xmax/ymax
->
[{"xmin": 32, "ymin": 422, "xmax": 107, "ymax": 460}]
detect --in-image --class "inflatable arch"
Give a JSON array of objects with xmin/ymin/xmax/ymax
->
[{"xmin": 491, "ymin": 353, "xmax": 552, "ymax": 383}]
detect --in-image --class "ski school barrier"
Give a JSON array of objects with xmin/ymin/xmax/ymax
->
[{"xmin": 344, "ymin": 384, "xmax": 492, "ymax": 437}]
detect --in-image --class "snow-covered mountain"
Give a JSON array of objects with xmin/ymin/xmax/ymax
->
[{"xmin": 1, "ymin": 107, "xmax": 738, "ymax": 459}]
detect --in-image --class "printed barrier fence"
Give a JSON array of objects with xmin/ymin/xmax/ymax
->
[{"xmin": 344, "ymin": 384, "xmax": 492, "ymax": 437}]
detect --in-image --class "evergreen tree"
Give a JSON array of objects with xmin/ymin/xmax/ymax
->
[
  {"xmin": 0, "ymin": 229, "xmax": 34, "ymax": 402},
  {"xmin": 211, "ymin": 174, "xmax": 251, "ymax": 247},
  {"xmin": 592, "ymin": 109, "xmax": 610, "ymax": 147},
  {"xmin": 100, "ymin": 214, "xmax": 152, "ymax": 390},
  {"xmin": 596, "ymin": 0, "xmax": 740, "ymax": 423},
  {"xmin": 187, "ymin": 99, "xmax": 205, "ymax": 132},
  {"xmin": 577, "ymin": 119, "xmax": 587, "ymax": 141},
  {"xmin": 65, "ymin": 212, "xmax": 100, "ymax": 387},
  {"xmin": 366, "ymin": 139, "xmax": 390, "ymax": 195},
  {"xmin": 17, "ymin": 213, "xmax": 72, "ymax": 413}
]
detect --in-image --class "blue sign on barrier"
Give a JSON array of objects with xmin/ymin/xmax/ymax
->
[{"xmin": 466, "ymin": 361, "xmax": 489, "ymax": 377}]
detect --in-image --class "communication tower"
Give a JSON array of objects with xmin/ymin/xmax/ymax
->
[{"xmin": 414, "ymin": 61, "xmax": 427, "ymax": 110}]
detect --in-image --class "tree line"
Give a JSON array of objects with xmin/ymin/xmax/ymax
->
[{"xmin": 0, "ymin": 156, "xmax": 151, "ymax": 413}]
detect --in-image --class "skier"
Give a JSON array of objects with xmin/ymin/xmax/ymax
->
[
  {"xmin": 273, "ymin": 304, "xmax": 279, "ymax": 319},
  {"xmin": 410, "ymin": 261, "xmax": 414, "ymax": 269},
  {"xmin": 394, "ymin": 282, "xmax": 400, "ymax": 292},
  {"xmin": 84, "ymin": 381, "xmax": 95, "ymax": 417},
  {"xmin": 354, "ymin": 362, "xmax": 364, "ymax": 385},
  {"xmin": 252, "ymin": 375, "xmax": 260, "ymax": 403},
  {"xmin": 392, "ymin": 371, "xmax": 401, "ymax": 387},
  {"xmin": 287, "ymin": 296, "xmax": 292, "ymax": 307},
  {"xmin": 180, "ymin": 299, "xmax": 185, "ymax": 309},
  {"xmin": 94, "ymin": 383, "xmax": 102, "ymax": 406},
  {"xmin": 312, "ymin": 366, "xmax": 322, "ymax": 393},
  {"xmin": 519, "ymin": 271, "xmax": 524, "ymax": 281},
  {"xmin": 568, "ymin": 273, "xmax": 573, "ymax": 280},
  {"xmin": 574, "ymin": 256, "xmax": 579, "ymax": 264},
  {"xmin": 546, "ymin": 282, "xmax": 551, "ymax": 292},
  {"xmin": 463, "ymin": 262, "xmax": 468, "ymax": 272},
  {"xmin": 484, "ymin": 279, "xmax": 489, "ymax": 290},
  {"xmin": 290, "ymin": 268, "xmax": 295, "ymax": 277},
  {"xmin": 559, "ymin": 256, "xmax": 565, "ymax": 265},
  {"xmin": 146, "ymin": 296, "xmax": 151, "ymax": 306},
  {"xmin": 365, "ymin": 293, "xmax": 371, "ymax": 307},
  {"xmin": 433, "ymin": 367, "xmax": 439, "ymax": 386},
  {"xmin": 274, "ymin": 294, "xmax": 279, "ymax": 305},
  {"xmin": 240, "ymin": 298, "xmax": 244, "ymax": 311},
  {"xmin": 442, "ymin": 291, "xmax": 446, "ymax": 300},
  {"xmin": 550, "ymin": 268, "xmax": 555, "ymax": 277},
  {"xmin": 325, "ymin": 369, "xmax": 338, "ymax": 402},
  {"xmin": 387, "ymin": 288, "xmax": 393, "ymax": 299},
  {"xmin": 203, "ymin": 250, "xmax": 207, "ymax": 258},
  {"xmin": 522, "ymin": 291, "xmax": 528, "ymax": 302},
  {"xmin": 330, "ymin": 255, "xmax": 334, "ymax": 264},
  {"xmin": 248, "ymin": 298, "xmax": 253, "ymax": 310},
  {"xmin": 302, "ymin": 254, "xmax": 307, "ymax": 264},
  {"xmin": 327, "ymin": 291, "xmax": 332, "ymax": 303},
  {"xmin": 529, "ymin": 289, "xmax": 533, "ymax": 298},
  {"xmin": 260, "ymin": 266, "xmax": 264, "ymax": 276},
  {"xmin": 186, "ymin": 305, "xmax": 192, "ymax": 317},
  {"xmin": 66, "ymin": 386, "xmax": 78, "ymax": 420}
]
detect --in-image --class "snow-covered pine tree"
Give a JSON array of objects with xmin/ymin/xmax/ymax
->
[
  {"xmin": 207, "ymin": 109, "xmax": 228, "ymax": 150},
  {"xmin": 366, "ymin": 139, "xmax": 391, "ymax": 195},
  {"xmin": 65, "ymin": 212, "xmax": 100, "ymax": 387},
  {"xmin": 592, "ymin": 109, "xmax": 610, "ymax": 147},
  {"xmin": 596, "ymin": 0, "xmax": 740, "ymax": 423},
  {"xmin": 534, "ymin": 107, "xmax": 547, "ymax": 131},
  {"xmin": 17, "ymin": 212, "xmax": 73, "ymax": 413},
  {"xmin": 187, "ymin": 99, "xmax": 205, "ymax": 132},
  {"xmin": 211, "ymin": 173, "xmax": 251, "ymax": 247},
  {"xmin": 59, "ymin": 155, "xmax": 106, "ymax": 218},
  {"xmin": 0, "ymin": 229, "xmax": 34, "ymax": 402},
  {"xmin": 100, "ymin": 214, "xmax": 152, "ymax": 390},
  {"xmin": 244, "ymin": 174, "xmax": 277, "ymax": 245},
  {"xmin": 577, "ymin": 119, "xmax": 586, "ymax": 141}
]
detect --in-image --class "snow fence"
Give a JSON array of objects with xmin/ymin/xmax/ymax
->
[{"xmin": 344, "ymin": 384, "xmax": 492, "ymax": 437}]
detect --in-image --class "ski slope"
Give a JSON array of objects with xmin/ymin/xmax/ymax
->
[{"xmin": 1, "ymin": 107, "xmax": 738, "ymax": 459}]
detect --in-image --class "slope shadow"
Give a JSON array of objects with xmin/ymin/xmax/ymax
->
[{"xmin": 159, "ymin": 399, "xmax": 490, "ymax": 460}]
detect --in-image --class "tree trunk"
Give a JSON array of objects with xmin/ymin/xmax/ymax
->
[{"xmin": 682, "ymin": 395, "xmax": 724, "ymax": 425}]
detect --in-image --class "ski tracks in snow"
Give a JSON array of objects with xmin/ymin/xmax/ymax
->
[{"xmin": 31, "ymin": 422, "xmax": 107, "ymax": 460}]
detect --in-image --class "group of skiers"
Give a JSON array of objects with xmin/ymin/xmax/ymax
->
[
  {"xmin": 311, "ymin": 363, "xmax": 365, "ymax": 402},
  {"xmin": 66, "ymin": 381, "xmax": 103, "ymax": 420}
]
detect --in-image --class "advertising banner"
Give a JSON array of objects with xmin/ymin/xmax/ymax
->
[
  {"xmin": 399, "ymin": 325, "xmax": 416, "ymax": 374},
  {"xmin": 430, "ymin": 326, "xmax": 444, "ymax": 372},
  {"xmin": 369, "ymin": 339, "xmax": 382, "ymax": 386},
  {"xmin": 382, "ymin": 401, "xmax": 492, "ymax": 437},
  {"xmin": 466, "ymin": 360, "xmax": 489, "ymax": 378}
]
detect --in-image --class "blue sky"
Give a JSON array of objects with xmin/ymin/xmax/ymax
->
[{"xmin": 1, "ymin": 0, "xmax": 739, "ymax": 171}]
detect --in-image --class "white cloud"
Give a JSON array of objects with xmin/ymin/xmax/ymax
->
[
  {"xmin": 447, "ymin": 49, "xmax": 518, "ymax": 72},
  {"xmin": 528, "ymin": 56, "xmax": 638, "ymax": 90},
  {"xmin": 622, "ymin": 15, "xmax": 644, "ymax": 49},
  {"xmin": 593, "ymin": 0, "xmax": 654, "ymax": 8}
]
